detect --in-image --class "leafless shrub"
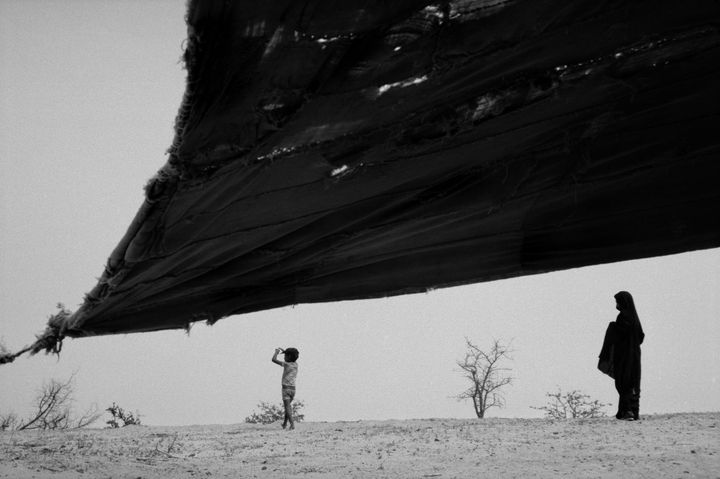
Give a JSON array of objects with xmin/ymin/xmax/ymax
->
[
  {"xmin": 532, "ymin": 388, "xmax": 610, "ymax": 419},
  {"xmin": 3, "ymin": 374, "xmax": 100, "ymax": 431},
  {"xmin": 456, "ymin": 338, "xmax": 513, "ymax": 418}
]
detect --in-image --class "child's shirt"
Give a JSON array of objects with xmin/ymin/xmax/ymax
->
[{"xmin": 282, "ymin": 362, "xmax": 298, "ymax": 388}]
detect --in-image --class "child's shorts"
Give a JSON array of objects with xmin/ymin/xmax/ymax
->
[{"xmin": 282, "ymin": 385, "xmax": 296, "ymax": 402}]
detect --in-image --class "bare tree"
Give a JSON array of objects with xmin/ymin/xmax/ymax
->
[
  {"xmin": 9, "ymin": 375, "xmax": 100, "ymax": 431},
  {"xmin": 456, "ymin": 338, "xmax": 513, "ymax": 418},
  {"xmin": 532, "ymin": 388, "xmax": 610, "ymax": 419}
]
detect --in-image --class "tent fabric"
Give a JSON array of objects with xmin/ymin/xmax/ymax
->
[{"xmin": 3, "ymin": 0, "xmax": 720, "ymax": 360}]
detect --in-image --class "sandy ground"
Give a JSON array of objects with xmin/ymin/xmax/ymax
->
[{"xmin": 1, "ymin": 413, "xmax": 718, "ymax": 478}]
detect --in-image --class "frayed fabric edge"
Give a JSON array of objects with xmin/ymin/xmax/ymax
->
[
  {"xmin": 1, "ymin": 3, "xmax": 199, "ymax": 367},
  {"xmin": 0, "ymin": 308, "xmax": 70, "ymax": 366}
]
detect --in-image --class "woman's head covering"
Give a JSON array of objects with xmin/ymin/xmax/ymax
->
[
  {"xmin": 614, "ymin": 291, "xmax": 644, "ymax": 342},
  {"xmin": 615, "ymin": 291, "xmax": 637, "ymax": 316}
]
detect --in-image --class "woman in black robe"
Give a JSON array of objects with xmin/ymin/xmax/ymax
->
[{"xmin": 598, "ymin": 291, "xmax": 645, "ymax": 420}]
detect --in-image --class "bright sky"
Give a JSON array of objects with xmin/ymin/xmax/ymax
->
[{"xmin": 1, "ymin": 0, "xmax": 718, "ymax": 427}]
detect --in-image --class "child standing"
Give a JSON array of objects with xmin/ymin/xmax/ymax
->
[{"xmin": 272, "ymin": 347, "xmax": 299, "ymax": 430}]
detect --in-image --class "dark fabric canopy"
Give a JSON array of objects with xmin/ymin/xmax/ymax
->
[{"xmin": 4, "ymin": 0, "xmax": 719, "ymax": 359}]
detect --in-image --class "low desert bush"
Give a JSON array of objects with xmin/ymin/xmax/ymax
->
[
  {"xmin": 244, "ymin": 401, "xmax": 305, "ymax": 424},
  {"xmin": 532, "ymin": 388, "xmax": 610, "ymax": 419},
  {"xmin": 105, "ymin": 403, "xmax": 142, "ymax": 428}
]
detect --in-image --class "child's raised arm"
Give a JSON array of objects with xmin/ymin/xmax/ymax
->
[{"xmin": 272, "ymin": 347, "xmax": 284, "ymax": 366}]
